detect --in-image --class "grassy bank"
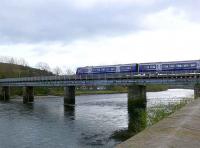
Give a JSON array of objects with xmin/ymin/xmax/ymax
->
[
  {"xmin": 147, "ymin": 98, "xmax": 192, "ymax": 126},
  {"xmin": 111, "ymin": 98, "xmax": 193, "ymax": 141},
  {"xmin": 76, "ymin": 90, "xmax": 127, "ymax": 95}
]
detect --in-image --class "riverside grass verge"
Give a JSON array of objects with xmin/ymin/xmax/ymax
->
[
  {"xmin": 147, "ymin": 97, "xmax": 193, "ymax": 126},
  {"xmin": 111, "ymin": 97, "xmax": 193, "ymax": 142}
]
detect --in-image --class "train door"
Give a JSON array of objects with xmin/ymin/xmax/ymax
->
[{"xmin": 136, "ymin": 64, "xmax": 139, "ymax": 73}]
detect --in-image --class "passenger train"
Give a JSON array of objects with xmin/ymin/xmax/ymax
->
[{"xmin": 76, "ymin": 60, "xmax": 200, "ymax": 75}]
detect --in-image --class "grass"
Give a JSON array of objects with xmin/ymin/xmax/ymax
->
[
  {"xmin": 147, "ymin": 98, "xmax": 192, "ymax": 126},
  {"xmin": 111, "ymin": 97, "xmax": 193, "ymax": 142},
  {"xmin": 76, "ymin": 90, "xmax": 127, "ymax": 95}
]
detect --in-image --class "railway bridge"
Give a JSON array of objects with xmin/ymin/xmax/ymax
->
[{"xmin": 0, "ymin": 72, "xmax": 200, "ymax": 106}]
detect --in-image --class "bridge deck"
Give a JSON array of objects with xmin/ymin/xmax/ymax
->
[
  {"xmin": 0, "ymin": 72, "xmax": 200, "ymax": 86},
  {"xmin": 116, "ymin": 98, "xmax": 200, "ymax": 148}
]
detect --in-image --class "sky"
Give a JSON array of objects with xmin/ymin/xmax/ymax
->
[{"xmin": 0, "ymin": 0, "xmax": 200, "ymax": 72}]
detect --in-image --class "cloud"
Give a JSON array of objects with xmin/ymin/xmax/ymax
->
[
  {"xmin": 141, "ymin": 7, "xmax": 189, "ymax": 30},
  {"xmin": 71, "ymin": 0, "xmax": 157, "ymax": 9},
  {"xmin": 0, "ymin": 0, "xmax": 200, "ymax": 71},
  {"xmin": 0, "ymin": 0, "xmax": 168, "ymax": 44}
]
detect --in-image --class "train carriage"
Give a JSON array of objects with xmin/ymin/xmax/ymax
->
[
  {"xmin": 120, "ymin": 64, "xmax": 138, "ymax": 73},
  {"xmin": 76, "ymin": 64, "xmax": 138, "ymax": 75},
  {"xmin": 139, "ymin": 63, "xmax": 159, "ymax": 72},
  {"xmin": 161, "ymin": 61, "xmax": 199, "ymax": 71},
  {"xmin": 76, "ymin": 60, "xmax": 200, "ymax": 75},
  {"xmin": 138, "ymin": 60, "xmax": 200, "ymax": 73}
]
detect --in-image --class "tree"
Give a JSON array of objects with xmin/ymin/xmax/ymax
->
[
  {"xmin": 65, "ymin": 68, "xmax": 75, "ymax": 75},
  {"xmin": 0, "ymin": 56, "xmax": 9, "ymax": 63},
  {"xmin": 53, "ymin": 66, "xmax": 62, "ymax": 75},
  {"xmin": 0, "ymin": 56, "xmax": 29, "ymax": 66},
  {"xmin": 36, "ymin": 62, "xmax": 51, "ymax": 72},
  {"xmin": 8, "ymin": 57, "xmax": 15, "ymax": 64},
  {"xmin": 17, "ymin": 58, "xmax": 29, "ymax": 66}
]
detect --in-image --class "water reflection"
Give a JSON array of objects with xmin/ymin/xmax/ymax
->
[
  {"xmin": 24, "ymin": 103, "xmax": 34, "ymax": 110},
  {"xmin": 111, "ymin": 97, "xmax": 147, "ymax": 141},
  {"xmin": 0, "ymin": 89, "xmax": 194, "ymax": 148},
  {"xmin": 64, "ymin": 105, "xmax": 75, "ymax": 120}
]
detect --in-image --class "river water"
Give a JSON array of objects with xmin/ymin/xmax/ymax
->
[{"xmin": 0, "ymin": 89, "xmax": 194, "ymax": 148}]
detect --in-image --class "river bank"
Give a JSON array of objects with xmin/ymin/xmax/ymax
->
[
  {"xmin": 9, "ymin": 84, "xmax": 169, "ymax": 97},
  {"xmin": 32, "ymin": 84, "xmax": 169, "ymax": 96},
  {"xmin": 117, "ymin": 97, "xmax": 199, "ymax": 148}
]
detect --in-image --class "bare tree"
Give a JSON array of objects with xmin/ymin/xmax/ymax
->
[
  {"xmin": 53, "ymin": 66, "xmax": 62, "ymax": 75},
  {"xmin": 64, "ymin": 68, "xmax": 75, "ymax": 75},
  {"xmin": 17, "ymin": 58, "xmax": 29, "ymax": 66},
  {"xmin": 8, "ymin": 57, "xmax": 15, "ymax": 64},
  {"xmin": 36, "ymin": 62, "xmax": 51, "ymax": 72},
  {"xmin": 0, "ymin": 56, "xmax": 29, "ymax": 66},
  {"xmin": 0, "ymin": 56, "xmax": 9, "ymax": 63}
]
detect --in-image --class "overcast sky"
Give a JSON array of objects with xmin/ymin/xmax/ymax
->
[{"xmin": 0, "ymin": 0, "xmax": 200, "ymax": 71}]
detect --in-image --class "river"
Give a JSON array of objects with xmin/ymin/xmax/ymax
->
[{"xmin": 0, "ymin": 89, "xmax": 194, "ymax": 148}]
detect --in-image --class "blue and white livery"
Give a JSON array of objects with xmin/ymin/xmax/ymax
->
[{"xmin": 76, "ymin": 60, "xmax": 200, "ymax": 75}]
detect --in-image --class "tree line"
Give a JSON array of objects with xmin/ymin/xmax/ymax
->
[{"xmin": 0, "ymin": 56, "xmax": 75, "ymax": 75}]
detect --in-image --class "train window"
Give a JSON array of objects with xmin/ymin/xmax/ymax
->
[
  {"xmin": 143, "ymin": 65, "xmax": 149, "ymax": 69},
  {"xmin": 162, "ymin": 65, "xmax": 169, "ymax": 68},
  {"xmin": 150, "ymin": 65, "xmax": 156, "ymax": 69},
  {"xmin": 183, "ymin": 64, "xmax": 189, "ymax": 67},
  {"xmin": 191, "ymin": 63, "xmax": 196, "ymax": 67},
  {"xmin": 80, "ymin": 69, "xmax": 88, "ymax": 73},
  {"xmin": 169, "ymin": 64, "xmax": 175, "ymax": 68},
  {"xmin": 92, "ymin": 68, "xmax": 101, "ymax": 72},
  {"xmin": 176, "ymin": 64, "xmax": 182, "ymax": 68},
  {"xmin": 105, "ymin": 67, "xmax": 116, "ymax": 71},
  {"xmin": 120, "ymin": 66, "xmax": 131, "ymax": 70},
  {"xmin": 100, "ymin": 68, "xmax": 105, "ymax": 71}
]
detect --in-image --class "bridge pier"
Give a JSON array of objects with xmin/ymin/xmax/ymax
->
[
  {"xmin": 128, "ymin": 85, "xmax": 147, "ymax": 108},
  {"xmin": 194, "ymin": 84, "xmax": 200, "ymax": 99},
  {"xmin": 0, "ymin": 86, "xmax": 10, "ymax": 101},
  {"xmin": 23, "ymin": 86, "xmax": 34, "ymax": 103},
  {"xmin": 64, "ymin": 86, "xmax": 75, "ymax": 106},
  {"xmin": 128, "ymin": 85, "xmax": 147, "ymax": 131}
]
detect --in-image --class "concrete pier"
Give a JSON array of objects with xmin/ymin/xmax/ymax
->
[
  {"xmin": 23, "ymin": 86, "xmax": 34, "ymax": 103},
  {"xmin": 64, "ymin": 86, "xmax": 75, "ymax": 106},
  {"xmin": 194, "ymin": 84, "xmax": 200, "ymax": 99},
  {"xmin": 117, "ymin": 99, "xmax": 200, "ymax": 148},
  {"xmin": 127, "ymin": 85, "xmax": 147, "ymax": 133},
  {"xmin": 0, "ymin": 86, "xmax": 10, "ymax": 101},
  {"xmin": 128, "ymin": 85, "xmax": 146, "ymax": 108}
]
